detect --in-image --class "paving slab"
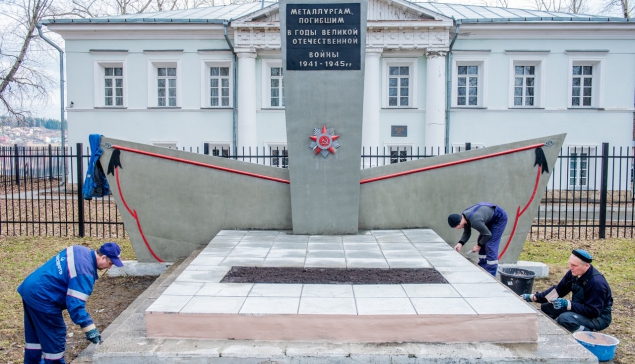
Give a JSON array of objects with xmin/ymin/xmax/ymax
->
[
  {"xmin": 145, "ymin": 230, "xmax": 536, "ymax": 343},
  {"xmin": 76, "ymin": 230, "xmax": 598, "ymax": 364}
]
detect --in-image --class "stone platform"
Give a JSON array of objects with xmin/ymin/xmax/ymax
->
[
  {"xmin": 145, "ymin": 229, "xmax": 537, "ymax": 343},
  {"xmin": 75, "ymin": 229, "xmax": 598, "ymax": 364}
]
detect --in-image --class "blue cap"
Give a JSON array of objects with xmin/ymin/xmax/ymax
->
[
  {"xmin": 572, "ymin": 249, "xmax": 592, "ymax": 263},
  {"xmin": 99, "ymin": 242, "xmax": 124, "ymax": 267},
  {"xmin": 448, "ymin": 214, "xmax": 462, "ymax": 228}
]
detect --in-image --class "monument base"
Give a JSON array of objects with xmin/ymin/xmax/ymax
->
[
  {"xmin": 76, "ymin": 235, "xmax": 598, "ymax": 364},
  {"xmin": 144, "ymin": 229, "xmax": 537, "ymax": 343}
]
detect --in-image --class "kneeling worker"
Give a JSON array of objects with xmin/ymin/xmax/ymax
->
[
  {"xmin": 448, "ymin": 202, "xmax": 508, "ymax": 276},
  {"xmin": 522, "ymin": 249, "xmax": 613, "ymax": 333},
  {"xmin": 18, "ymin": 243, "xmax": 124, "ymax": 363}
]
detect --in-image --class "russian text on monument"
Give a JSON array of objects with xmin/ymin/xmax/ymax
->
[{"xmin": 286, "ymin": 3, "xmax": 361, "ymax": 71}]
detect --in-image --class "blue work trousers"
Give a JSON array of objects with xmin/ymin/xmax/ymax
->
[
  {"xmin": 22, "ymin": 301, "xmax": 67, "ymax": 364},
  {"xmin": 478, "ymin": 206, "xmax": 508, "ymax": 276}
]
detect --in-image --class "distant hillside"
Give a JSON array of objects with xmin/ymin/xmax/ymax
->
[{"xmin": 0, "ymin": 116, "xmax": 60, "ymax": 130}]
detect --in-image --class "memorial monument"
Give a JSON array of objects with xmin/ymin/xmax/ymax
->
[{"xmin": 75, "ymin": 2, "xmax": 601, "ymax": 361}]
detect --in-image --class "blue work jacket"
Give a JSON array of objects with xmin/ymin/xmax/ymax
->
[{"xmin": 18, "ymin": 246, "xmax": 99, "ymax": 328}]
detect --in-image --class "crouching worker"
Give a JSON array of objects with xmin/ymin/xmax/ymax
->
[
  {"xmin": 522, "ymin": 249, "xmax": 613, "ymax": 333},
  {"xmin": 17, "ymin": 243, "xmax": 124, "ymax": 363},
  {"xmin": 448, "ymin": 202, "xmax": 508, "ymax": 276}
]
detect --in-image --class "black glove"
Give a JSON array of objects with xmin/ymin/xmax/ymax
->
[{"xmin": 85, "ymin": 327, "xmax": 101, "ymax": 344}]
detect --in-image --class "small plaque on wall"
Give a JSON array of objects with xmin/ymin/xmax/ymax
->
[{"xmin": 391, "ymin": 125, "xmax": 407, "ymax": 137}]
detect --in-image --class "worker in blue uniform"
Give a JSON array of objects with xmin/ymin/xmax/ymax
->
[
  {"xmin": 522, "ymin": 249, "xmax": 613, "ymax": 333},
  {"xmin": 17, "ymin": 243, "xmax": 124, "ymax": 363},
  {"xmin": 447, "ymin": 202, "xmax": 508, "ymax": 276}
]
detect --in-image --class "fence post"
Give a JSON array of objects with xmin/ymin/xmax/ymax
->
[
  {"xmin": 465, "ymin": 143, "xmax": 471, "ymax": 151},
  {"xmin": 76, "ymin": 143, "xmax": 85, "ymax": 238},
  {"xmin": 48, "ymin": 144, "xmax": 53, "ymax": 182},
  {"xmin": 599, "ymin": 142, "xmax": 609, "ymax": 239},
  {"xmin": 14, "ymin": 144, "xmax": 19, "ymax": 185}
]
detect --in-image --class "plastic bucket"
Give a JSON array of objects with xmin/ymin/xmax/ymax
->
[
  {"xmin": 498, "ymin": 267, "xmax": 535, "ymax": 295},
  {"xmin": 573, "ymin": 331, "xmax": 620, "ymax": 362}
]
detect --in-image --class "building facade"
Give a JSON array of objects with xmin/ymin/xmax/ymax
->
[{"xmin": 45, "ymin": 0, "xmax": 635, "ymax": 183}]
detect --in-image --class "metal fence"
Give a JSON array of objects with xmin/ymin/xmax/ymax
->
[{"xmin": 1, "ymin": 142, "xmax": 633, "ymax": 240}]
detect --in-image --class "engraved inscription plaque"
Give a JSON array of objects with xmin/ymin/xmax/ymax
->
[{"xmin": 286, "ymin": 3, "xmax": 361, "ymax": 71}]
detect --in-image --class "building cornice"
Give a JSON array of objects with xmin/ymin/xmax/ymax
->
[{"xmin": 458, "ymin": 22, "xmax": 635, "ymax": 39}]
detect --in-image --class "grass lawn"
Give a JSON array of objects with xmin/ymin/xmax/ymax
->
[
  {"xmin": 521, "ymin": 239, "xmax": 635, "ymax": 364},
  {"xmin": 0, "ymin": 236, "xmax": 633, "ymax": 363}
]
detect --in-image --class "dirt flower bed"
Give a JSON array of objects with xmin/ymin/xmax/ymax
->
[{"xmin": 221, "ymin": 267, "xmax": 447, "ymax": 284}]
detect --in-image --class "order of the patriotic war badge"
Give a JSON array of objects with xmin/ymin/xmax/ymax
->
[{"xmin": 310, "ymin": 125, "xmax": 340, "ymax": 157}]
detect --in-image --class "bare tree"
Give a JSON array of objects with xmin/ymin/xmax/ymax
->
[
  {"xmin": 479, "ymin": 0, "xmax": 510, "ymax": 8},
  {"xmin": 531, "ymin": 0, "xmax": 589, "ymax": 13},
  {"xmin": 601, "ymin": 0, "xmax": 632, "ymax": 17},
  {"xmin": 0, "ymin": 0, "xmax": 58, "ymax": 123}
]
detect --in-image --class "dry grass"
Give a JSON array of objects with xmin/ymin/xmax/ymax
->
[{"xmin": 521, "ymin": 239, "xmax": 635, "ymax": 364}]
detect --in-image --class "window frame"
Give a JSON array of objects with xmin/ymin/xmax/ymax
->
[
  {"xmin": 205, "ymin": 142, "xmax": 232, "ymax": 158},
  {"xmin": 201, "ymin": 60, "xmax": 233, "ymax": 108},
  {"xmin": 147, "ymin": 60, "xmax": 181, "ymax": 108},
  {"xmin": 567, "ymin": 57, "xmax": 604, "ymax": 109},
  {"xmin": 382, "ymin": 58, "xmax": 418, "ymax": 109},
  {"xmin": 507, "ymin": 55, "xmax": 546, "ymax": 109},
  {"xmin": 451, "ymin": 55, "xmax": 488, "ymax": 108},
  {"xmin": 567, "ymin": 145, "xmax": 597, "ymax": 188},
  {"xmin": 264, "ymin": 142, "xmax": 288, "ymax": 168},
  {"xmin": 382, "ymin": 143, "xmax": 415, "ymax": 165},
  {"xmin": 261, "ymin": 59, "xmax": 285, "ymax": 109},
  {"xmin": 94, "ymin": 60, "xmax": 127, "ymax": 108}
]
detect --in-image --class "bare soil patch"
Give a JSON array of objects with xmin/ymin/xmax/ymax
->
[{"xmin": 221, "ymin": 267, "xmax": 447, "ymax": 284}]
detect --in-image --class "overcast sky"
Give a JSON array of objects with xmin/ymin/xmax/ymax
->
[{"xmin": 28, "ymin": 0, "xmax": 622, "ymax": 121}]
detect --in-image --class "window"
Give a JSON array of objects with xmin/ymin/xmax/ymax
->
[
  {"xmin": 157, "ymin": 67, "xmax": 177, "ymax": 107},
  {"xmin": 383, "ymin": 144, "xmax": 414, "ymax": 165},
  {"xmin": 266, "ymin": 143, "xmax": 288, "ymax": 168},
  {"xmin": 210, "ymin": 67, "xmax": 230, "ymax": 107},
  {"xmin": 148, "ymin": 61, "xmax": 180, "ymax": 108},
  {"xmin": 451, "ymin": 53, "xmax": 488, "ymax": 108},
  {"xmin": 104, "ymin": 67, "xmax": 123, "ymax": 106},
  {"xmin": 207, "ymin": 143, "xmax": 231, "ymax": 157},
  {"xmin": 571, "ymin": 65, "xmax": 593, "ymax": 107},
  {"xmin": 202, "ymin": 61, "xmax": 233, "ymax": 108},
  {"xmin": 513, "ymin": 65, "xmax": 536, "ymax": 106},
  {"xmin": 567, "ymin": 56, "xmax": 604, "ymax": 109},
  {"xmin": 388, "ymin": 66, "xmax": 410, "ymax": 106},
  {"xmin": 94, "ymin": 61, "xmax": 126, "ymax": 108},
  {"xmin": 568, "ymin": 146, "xmax": 596, "ymax": 187},
  {"xmin": 262, "ymin": 60, "xmax": 284, "ymax": 108},
  {"xmin": 383, "ymin": 59, "xmax": 417, "ymax": 108},
  {"xmin": 457, "ymin": 65, "xmax": 478, "ymax": 106},
  {"xmin": 507, "ymin": 54, "xmax": 546, "ymax": 108},
  {"xmin": 270, "ymin": 67, "xmax": 284, "ymax": 107}
]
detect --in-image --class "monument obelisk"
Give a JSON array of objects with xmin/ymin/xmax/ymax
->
[{"xmin": 281, "ymin": 0, "xmax": 368, "ymax": 234}]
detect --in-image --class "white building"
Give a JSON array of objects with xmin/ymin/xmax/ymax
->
[{"xmin": 45, "ymin": 1, "xmax": 635, "ymax": 183}]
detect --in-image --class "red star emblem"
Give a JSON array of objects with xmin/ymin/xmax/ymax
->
[{"xmin": 309, "ymin": 125, "xmax": 340, "ymax": 157}]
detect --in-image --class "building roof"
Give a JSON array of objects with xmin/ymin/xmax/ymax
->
[
  {"xmin": 43, "ymin": 0, "xmax": 631, "ymax": 25},
  {"xmin": 43, "ymin": 2, "xmax": 277, "ymax": 24},
  {"xmin": 413, "ymin": 2, "xmax": 631, "ymax": 22}
]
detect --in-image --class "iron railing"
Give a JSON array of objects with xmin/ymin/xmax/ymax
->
[{"xmin": 1, "ymin": 142, "xmax": 632, "ymax": 240}]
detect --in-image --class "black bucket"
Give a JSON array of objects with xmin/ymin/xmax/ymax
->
[{"xmin": 499, "ymin": 267, "xmax": 536, "ymax": 296}]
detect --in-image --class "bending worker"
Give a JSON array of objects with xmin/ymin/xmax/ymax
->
[
  {"xmin": 17, "ymin": 243, "xmax": 124, "ymax": 363},
  {"xmin": 448, "ymin": 202, "xmax": 508, "ymax": 276},
  {"xmin": 522, "ymin": 249, "xmax": 613, "ymax": 333}
]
